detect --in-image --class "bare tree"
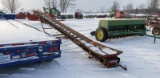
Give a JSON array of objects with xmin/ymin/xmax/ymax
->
[
  {"xmin": 1, "ymin": 0, "xmax": 21, "ymax": 13},
  {"xmin": 136, "ymin": 4, "xmax": 146, "ymax": 14},
  {"xmin": 148, "ymin": 0, "xmax": 159, "ymax": 14},
  {"xmin": 60, "ymin": 0, "xmax": 76, "ymax": 12},
  {"xmin": 44, "ymin": 0, "xmax": 58, "ymax": 8},
  {"xmin": 126, "ymin": 3, "xmax": 133, "ymax": 13},
  {"xmin": 123, "ymin": 6, "xmax": 126, "ymax": 11},
  {"xmin": 52, "ymin": 0, "xmax": 58, "ymax": 8},
  {"xmin": 111, "ymin": 1, "xmax": 120, "ymax": 11},
  {"xmin": 100, "ymin": 6, "xmax": 105, "ymax": 13},
  {"xmin": 138, "ymin": 3, "xmax": 146, "ymax": 9}
]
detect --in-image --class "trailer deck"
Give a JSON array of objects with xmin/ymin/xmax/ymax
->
[{"xmin": 0, "ymin": 19, "xmax": 61, "ymax": 67}]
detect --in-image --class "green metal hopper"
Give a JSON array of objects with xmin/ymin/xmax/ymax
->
[{"xmin": 91, "ymin": 19, "xmax": 146, "ymax": 42}]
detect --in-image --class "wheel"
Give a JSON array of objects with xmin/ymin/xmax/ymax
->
[
  {"xmin": 90, "ymin": 31, "xmax": 95, "ymax": 36},
  {"xmin": 95, "ymin": 28, "xmax": 108, "ymax": 42},
  {"xmin": 152, "ymin": 28, "xmax": 160, "ymax": 35}
]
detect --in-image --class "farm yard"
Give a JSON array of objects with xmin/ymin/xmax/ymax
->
[
  {"xmin": 0, "ymin": 0, "xmax": 160, "ymax": 78},
  {"xmin": 0, "ymin": 18, "xmax": 160, "ymax": 78}
]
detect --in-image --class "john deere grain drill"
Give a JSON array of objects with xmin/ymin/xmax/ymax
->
[{"xmin": 91, "ymin": 19, "xmax": 146, "ymax": 42}]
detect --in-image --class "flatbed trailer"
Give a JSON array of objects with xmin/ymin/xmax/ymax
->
[{"xmin": 0, "ymin": 19, "xmax": 61, "ymax": 67}]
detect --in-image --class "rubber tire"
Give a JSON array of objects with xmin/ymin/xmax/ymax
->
[
  {"xmin": 95, "ymin": 28, "xmax": 108, "ymax": 42},
  {"xmin": 152, "ymin": 28, "xmax": 160, "ymax": 35},
  {"xmin": 90, "ymin": 31, "xmax": 95, "ymax": 36}
]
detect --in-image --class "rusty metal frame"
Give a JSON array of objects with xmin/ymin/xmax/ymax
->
[{"xmin": 34, "ymin": 10, "xmax": 126, "ymax": 70}]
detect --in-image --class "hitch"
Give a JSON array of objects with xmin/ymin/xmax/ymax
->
[{"xmin": 119, "ymin": 64, "xmax": 127, "ymax": 71}]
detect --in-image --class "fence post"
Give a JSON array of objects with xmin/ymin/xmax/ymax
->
[{"xmin": 154, "ymin": 35, "xmax": 157, "ymax": 44}]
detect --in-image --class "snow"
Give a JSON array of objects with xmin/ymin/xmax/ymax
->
[
  {"xmin": 61, "ymin": 12, "xmax": 75, "ymax": 15},
  {"xmin": 130, "ymin": 14, "xmax": 147, "ymax": 17},
  {"xmin": 0, "ymin": 19, "xmax": 58, "ymax": 45},
  {"xmin": 101, "ymin": 48, "xmax": 117, "ymax": 55},
  {"xmin": 60, "ymin": 12, "xmax": 110, "ymax": 16},
  {"xmin": 83, "ymin": 13, "xmax": 109, "ymax": 16},
  {"xmin": 0, "ymin": 18, "xmax": 160, "ymax": 78},
  {"xmin": 89, "ymin": 47, "xmax": 106, "ymax": 55}
]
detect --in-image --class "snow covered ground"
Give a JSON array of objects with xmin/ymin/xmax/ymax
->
[{"xmin": 0, "ymin": 18, "xmax": 160, "ymax": 78}]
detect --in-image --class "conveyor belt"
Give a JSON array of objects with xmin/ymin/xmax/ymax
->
[{"xmin": 34, "ymin": 10, "xmax": 126, "ymax": 70}]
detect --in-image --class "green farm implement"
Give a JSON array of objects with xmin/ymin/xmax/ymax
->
[{"xmin": 91, "ymin": 19, "xmax": 146, "ymax": 42}]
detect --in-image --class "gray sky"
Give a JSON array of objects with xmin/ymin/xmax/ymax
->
[{"xmin": 0, "ymin": 0, "xmax": 148, "ymax": 12}]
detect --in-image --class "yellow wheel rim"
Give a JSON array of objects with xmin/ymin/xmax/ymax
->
[{"xmin": 96, "ymin": 30, "xmax": 104, "ymax": 40}]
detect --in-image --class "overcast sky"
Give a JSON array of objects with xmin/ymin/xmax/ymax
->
[{"xmin": 0, "ymin": 0, "xmax": 148, "ymax": 12}]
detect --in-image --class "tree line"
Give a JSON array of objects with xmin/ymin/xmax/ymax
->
[
  {"xmin": 1, "ymin": 0, "xmax": 159, "ymax": 14},
  {"xmin": 111, "ymin": 0, "xmax": 160, "ymax": 14},
  {"xmin": 1, "ymin": 0, "xmax": 76, "ymax": 13},
  {"xmin": 44, "ymin": 0, "xmax": 76, "ymax": 12}
]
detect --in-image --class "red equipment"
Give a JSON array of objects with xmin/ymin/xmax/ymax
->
[
  {"xmin": 115, "ymin": 11, "xmax": 125, "ymax": 18},
  {"xmin": 27, "ymin": 14, "xmax": 39, "ymax": 21},
  {"xmin": 146, "ymin": 17, "xmax": 160, "ymax": 35},
  {"xmin": 16, "ymin": 12, "xmax": 26, "ymax": 19},
  {"xmin": 75, "ymin": 12, "xmax": 83, "ymax": 19}
]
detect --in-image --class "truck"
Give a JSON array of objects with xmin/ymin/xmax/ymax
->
[{"xmin": 0, "ymin": 19, "xmax": 61, "ymax": 67}]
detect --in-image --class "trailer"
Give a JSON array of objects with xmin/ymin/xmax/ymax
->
[
  {"xmin": 0, "ymin": 11, "xmax": 16, "ymax": 20},
  {"xmin": 0, "ymin": 19, "xmax": 61, "ymax": 67}
]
